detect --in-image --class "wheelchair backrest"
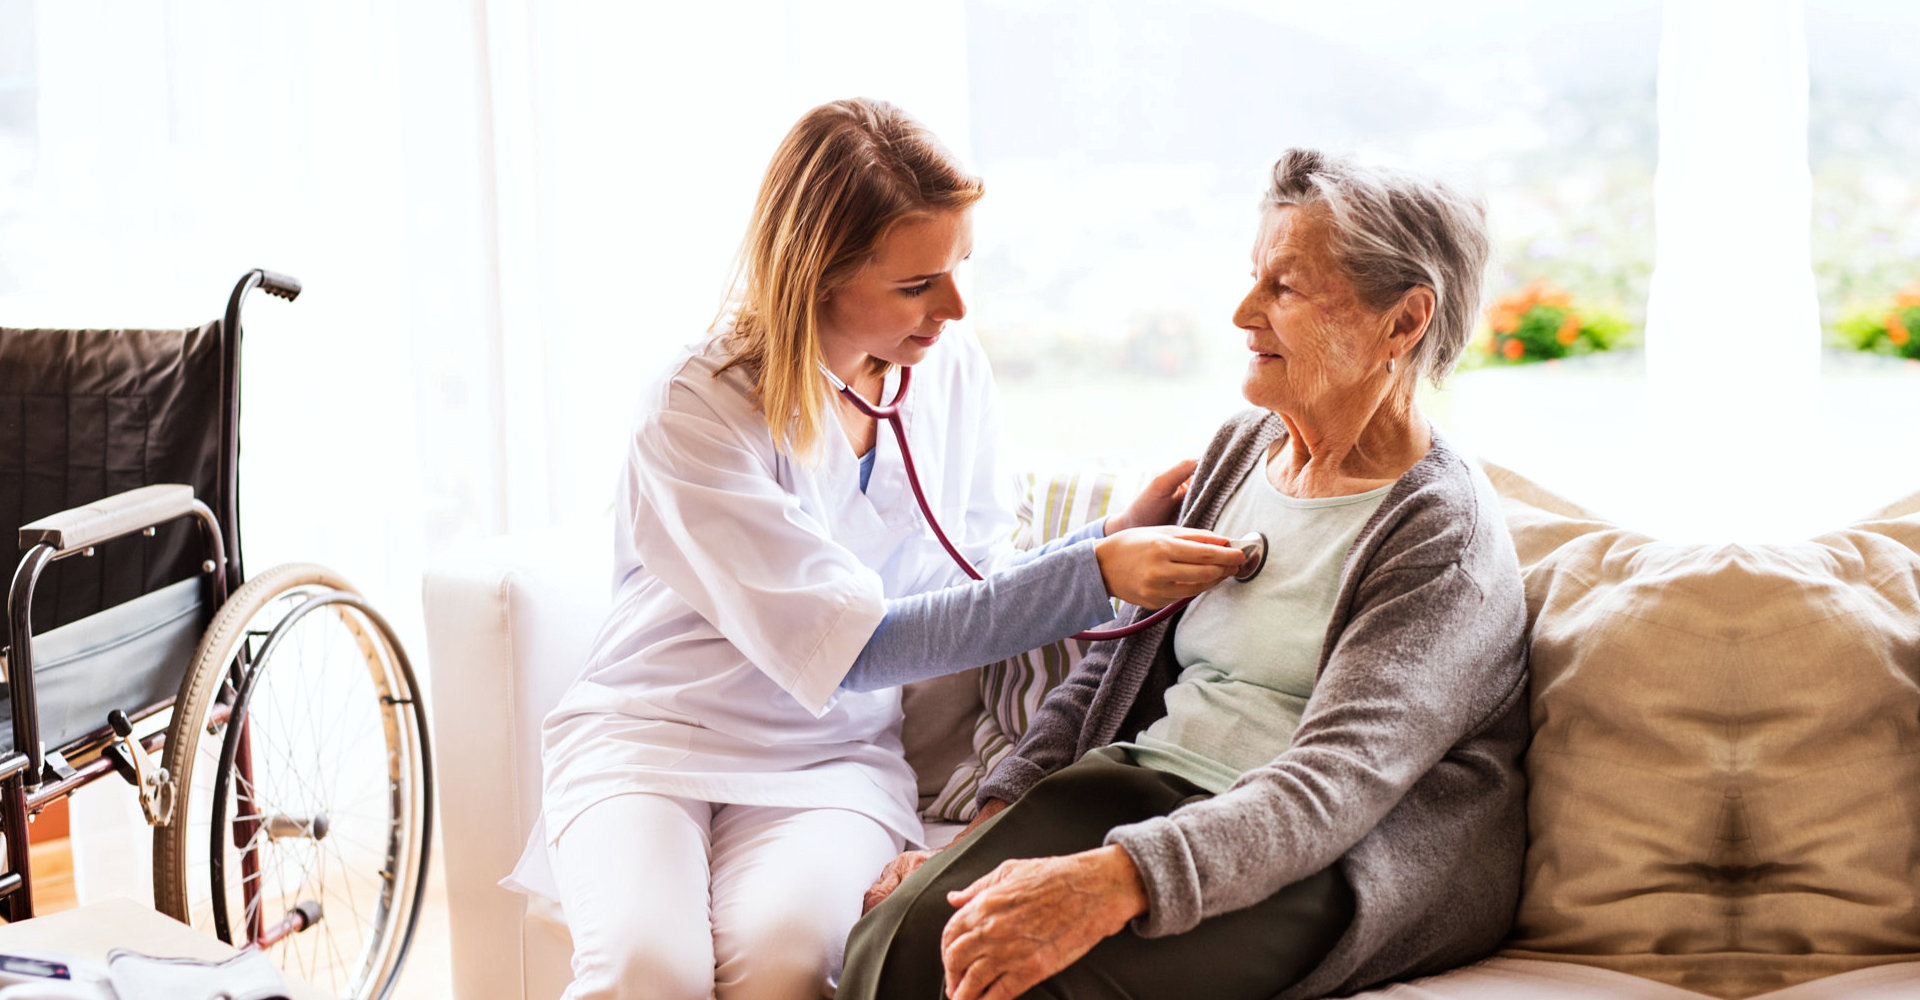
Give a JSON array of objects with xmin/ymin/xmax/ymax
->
[{"xmin": 1, "ymin": 322, "xmax": 229, "ymax": 633}]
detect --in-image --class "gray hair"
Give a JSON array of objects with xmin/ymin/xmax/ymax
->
[{"xmin": 1263, "ymin": 149, "xmax": 1490, "ymax": 388}]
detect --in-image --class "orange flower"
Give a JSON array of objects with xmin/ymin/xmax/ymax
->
[
  {"xmin": 1532, "ymin": 283, "xmax": 1572, "ymax": 310},
  {"xmin": 1489, "ymin": 305, "xmax": 1522, "ymax": 334},
  {"xmin": 1894, "ymin": 285, "xmax": 1920, "ymax": 309},
  {"xmin": 1557, "ymin": 312, "xmax": 1581, "ymax": 346},
  {"xmin": 1511, "ymin": 279, "xmax": 1571, "ymax": 311},
  {"xmin": 1488, "ymin": 280, "xmax": 1574, "ymax": 335},
  {"xmin": 1889, "ymin": 312, "xmax": 1911, "ymax": 347},
  {"xmin": 1502, "ymin": 337, "xmax": 1526, "ymax": 360}
]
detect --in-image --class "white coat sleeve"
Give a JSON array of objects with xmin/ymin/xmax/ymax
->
[{"xmin": 626, "ymin": 387, "xmax": 886, "ymax": 718}]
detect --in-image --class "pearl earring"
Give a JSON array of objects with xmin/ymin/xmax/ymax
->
[{"xmin": 1387, "ymin": 356, "xmax": 1396, "ymax": 374}]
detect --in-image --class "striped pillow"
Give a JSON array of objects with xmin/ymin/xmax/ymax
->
[{"xmin": 924, "ymin": 468, "xmax": 1146, "ymax": 822}]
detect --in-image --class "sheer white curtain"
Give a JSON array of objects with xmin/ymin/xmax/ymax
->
[
  {"xmin": 4, "ymin": 0, "xmax": 972, "ymax": 639},
  {"xmin": 473, "ymin": 0, "xmax": 972, "ymax": 533},
  {"xmin": 1643, "ymin": 0, "xmax": 1821, "ymax": 540},
  {"xmin": 5, "ymin": 0, "xmax": 970, "ymax": 904},
  {"xmin": 3, "ymin": 0, "xmax": 494, "ymax": 641},
  {"xmin": 5, "ymin": 0, "xmax": 492, "ymax": 909}
]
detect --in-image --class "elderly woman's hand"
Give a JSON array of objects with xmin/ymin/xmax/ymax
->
[
  {"xmin": 862, "ymin": 799, "xmax": 1012, "ymax": 914},
  {"xmin": 1105, "ymin": 459, "xmax": 1196, "ymax": 533},
  {"xmin": 939, "ymin": 845, "xmax": 1148, "ymax": 1000},
  {"xmin": 863, "ymin": 849, "xmax": 936, "ymax": 914}
]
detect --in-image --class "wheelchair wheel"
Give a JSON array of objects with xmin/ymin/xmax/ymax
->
[{"xmin": 154, "ymin": 562, "xmax": 433, "ymax": 1000}]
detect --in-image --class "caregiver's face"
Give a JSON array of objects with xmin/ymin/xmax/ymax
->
[
  {"xmin": 1234, "ymin": 205, "xmax": 1388, "ymax": 416},
  {"xmin": 819, "ymin": 208, "xmax": 973, "ymax": 373}
]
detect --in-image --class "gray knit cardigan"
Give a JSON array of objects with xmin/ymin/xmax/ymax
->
[{"xmin": 978, "ymin": 409, "xmax": 1531, "ymax": 1000}]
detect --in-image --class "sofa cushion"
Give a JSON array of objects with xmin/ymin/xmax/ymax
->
[
  {"xmin": 1337, "ymin": 956, "xmax": 1920, "ymax": 999},
  {"xmin": 1865, "ymin": 487, "xmax": 1920, "ymax": 521},
  {"xmin": 901, "ymin": 666, "xmax": 984, "ymax": 804},
  {"xmin": 1341, "ymin": 956, "xmax": 1722, "ymax": 999},
  {"xmin": 1482, "ymin": 464, "xmax": 1920, "ymax": 999},
  {"xmin": 922, "ymin": 469, "xmax": 1144, "ymax": 821}
]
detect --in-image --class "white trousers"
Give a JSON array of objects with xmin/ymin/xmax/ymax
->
[{"xmin": 551, "ymin": 793, "xmax": 903, "ymax": 1000}]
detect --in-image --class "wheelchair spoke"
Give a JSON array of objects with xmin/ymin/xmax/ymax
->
[
  {"xmin": 330, "ymin": 837, "xmax": 369, "ymax": 942},
  {"xmin": 157, "ymin": 571, "xmax": 427, "ymax": 1000}
]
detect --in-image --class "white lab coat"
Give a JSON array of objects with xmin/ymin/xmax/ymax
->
[{"xmin": 508, "ymin": 328, "xmax": 1017, "ymax": 901}]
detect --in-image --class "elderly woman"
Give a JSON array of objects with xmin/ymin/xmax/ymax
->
[{"xmin": 839, "ymin": 148, "xmax": 1530, "ymax": 1000}]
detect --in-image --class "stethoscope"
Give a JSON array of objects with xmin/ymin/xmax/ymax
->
[{"xmin": 825, "ymin": 364, "xmax": 1269, "ymax": 642}]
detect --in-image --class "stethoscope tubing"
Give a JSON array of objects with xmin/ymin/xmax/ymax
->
[{"xmin": 830, "ymin": 364, "xmax": 1185, "ymax": 642}]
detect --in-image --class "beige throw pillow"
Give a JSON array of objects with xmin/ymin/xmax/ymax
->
[{"xmin": 1484, "ymin": 463, "xmax": 1920, "ymax": 999}]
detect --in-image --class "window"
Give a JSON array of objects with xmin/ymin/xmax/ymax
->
[
  {"xmin": 1808, "ymin": 0, "xmax": 1920, "ymax": 523},
  {"xmin": 964, "ymin": 0, "xmax": 1661, "ymax": 492}
]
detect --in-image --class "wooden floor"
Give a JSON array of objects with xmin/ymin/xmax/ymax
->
[
  {"xmin": 24, "ymin": 838, "xmax": 75, "ymax": 914},
  {"xmin": 18, "ymin": 836, "xmax": 456, "ymax": 1000}
]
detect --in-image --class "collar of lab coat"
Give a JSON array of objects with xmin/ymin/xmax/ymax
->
[{"xmin": 824, "ymin": 364, "xmax": 920, "ymax": 535}]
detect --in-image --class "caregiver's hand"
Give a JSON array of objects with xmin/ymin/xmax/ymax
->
[
  {"xmin": 1095, "ymin": 526, "xmax": 1243, "ymax": 609},
  {"xmin": 862, "ymin": 799, "xmax": 1011, "ymax": 914},
  {"xmin": 1105, "ymin": 459, "xmax": 1197, "ymax": 533},
  {"xmin": 939, "ymin": 845, "xmax": 1147, "ymax": 1000}
]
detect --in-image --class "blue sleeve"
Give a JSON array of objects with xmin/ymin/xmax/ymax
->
[
  {"xmin": 1003, "ymin": 516, "xmax": 1107, "ymax": 567},
  {"xmin": 840, "ymin": 536, "xmax": 1115, "ymax": 692}
]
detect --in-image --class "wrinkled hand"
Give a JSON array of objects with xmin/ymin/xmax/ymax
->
[
  {"xmin": 862, "ymin": 799, "xmax": 1011, "ymax": 914},
  {"xmin": 863, "ymin": 849, "xmax": 936, "ymax": 914},
  {"xmin": 939, "ymin": 845, "xmax": 1148, "ymax": 1000},
  {"xmin": 1094, "ymin": 525, "xmax": 1244, "ymax": 609},
  {"xmin": 1105, "ymin": 459, "xmax": 1197, "ymax": 534}
]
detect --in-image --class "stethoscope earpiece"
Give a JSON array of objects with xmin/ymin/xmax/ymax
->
[{"xmin": 1233, "ymin": 532, "xmax": 1268, "ymax": 583}]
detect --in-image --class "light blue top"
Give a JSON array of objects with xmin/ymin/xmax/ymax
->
[{"xmin": 1117, "ymin": 463, "xmax": 1391, "ymax": 792}]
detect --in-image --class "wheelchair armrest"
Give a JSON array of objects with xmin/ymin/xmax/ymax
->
[{"xmin": 18, "ymin": 484, "xmax": 200, "ymax": 555}]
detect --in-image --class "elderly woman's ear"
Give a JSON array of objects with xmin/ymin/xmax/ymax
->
[{"xmin": 1386, "ymin": 285, "xmax": 1437, "ymax": 373}]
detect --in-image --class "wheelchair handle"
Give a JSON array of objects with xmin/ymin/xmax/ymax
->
[
  {"xmin": 257, "ymin": 270, "xmax": 301, "ymax": 301},
  {"xmin": 221, "ymin": 268, "xmax": 300, "ymax": 593}
]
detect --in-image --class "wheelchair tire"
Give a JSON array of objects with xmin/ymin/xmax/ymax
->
[{"xmin": 153, "ymin": 562, "xmax": 433, "ymax": 1000}]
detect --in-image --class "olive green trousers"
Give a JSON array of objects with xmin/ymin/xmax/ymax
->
[{"xmin": 838, "ymin": 748, "xmax": 1353, "ymax": 1000}]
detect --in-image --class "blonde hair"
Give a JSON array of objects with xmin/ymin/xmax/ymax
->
[{"xmin": 715, "ymin": 98, "xmax": 983, "ymax": 459}]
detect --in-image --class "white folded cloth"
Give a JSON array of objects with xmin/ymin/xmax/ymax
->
[{"xmin": 105, "ymin": 948, "xmax": 290, "ymax": 1000}]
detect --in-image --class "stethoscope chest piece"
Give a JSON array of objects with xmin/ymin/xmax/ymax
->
[
  {"xmin": 828, "ymin": 360, "xmax": 1265, "ymax": 641},
  {"xmin": 1233, "ymin": 532, "xmax": 1269, "ymax": 583}
]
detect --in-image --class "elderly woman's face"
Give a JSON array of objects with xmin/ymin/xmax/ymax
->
[{"xmin": 1234, "ymin": 205, "xmax": 1391, "ymax": 416}]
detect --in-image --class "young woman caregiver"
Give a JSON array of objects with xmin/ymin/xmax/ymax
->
[{"xmin": 506, "ymin": 98, "xmax": 1248, "ymax": 1000}]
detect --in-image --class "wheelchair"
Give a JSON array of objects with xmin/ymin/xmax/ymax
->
[{"xmin": 1, "ymin": 271, "xmax": 434, "ymax": 1000}]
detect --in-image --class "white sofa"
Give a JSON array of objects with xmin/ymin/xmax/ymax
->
[
  {"xmin": 421, "ymin": 478, "xmax": 1920, "ymax": 1000},
  {"xmin": 425, "ymin": 521, "xmax": 604, "ymax": 1000}
]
